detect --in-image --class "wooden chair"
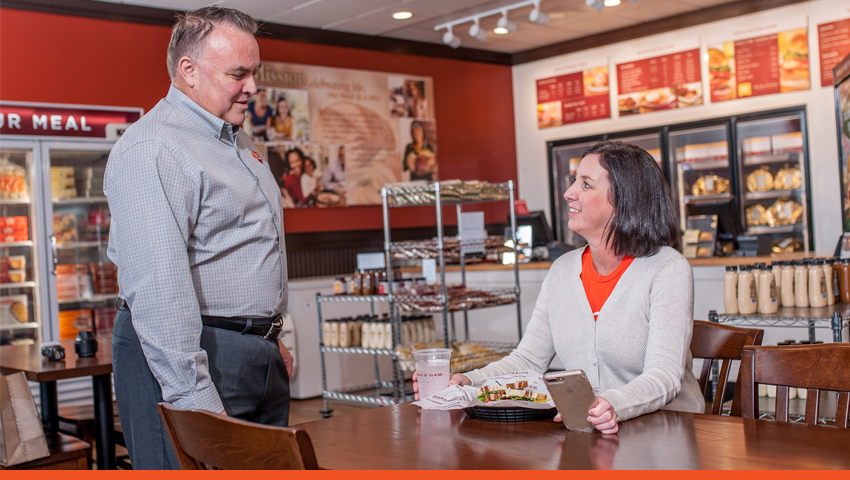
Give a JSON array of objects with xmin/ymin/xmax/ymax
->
[
  {"xmin": 690, "ymin": 320, "xmax": 764, "ymax": 416},
  {"xmin": 156, "ymin": 403, "xmax": 319, "ymax": 470},
  {"xmin": 740, "ymin": 343, "xmax": 850, "ymax": 428}
]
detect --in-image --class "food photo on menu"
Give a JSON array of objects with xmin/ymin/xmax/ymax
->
[
  {"xmin": 779, "ymin": 28, "xmax": 810, "ymax": 92},
  {"xmin": 583, "ymin": 67, "xmax": 610, "ymax": 96},
  {"xmin": 708, "ymin": 46, "xmax": 736, "ymax": 102}
]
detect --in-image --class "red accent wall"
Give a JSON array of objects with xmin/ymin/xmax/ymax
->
[{"xmin": 0, "ymin": 9, "xmax": 517, "ymax": 233}]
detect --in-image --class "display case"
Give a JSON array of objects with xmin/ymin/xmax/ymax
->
[
  {"xmin": 1, "ymin": 143, "xmax": 43, "ymax": 346},
  {"xmin": 45, "ymin": 145, "xmax": 119, "ymax": 341},
  {"xmin": 547, "ymin": 107, "xmax": 813, "ymax": 253},
  {"xmin": 736, "ymin": 112, "xmax": 811, "ymax": 253},
  {"xmin": 0, "ymin": 101, "xmax": 141, "ymax": 345},
  {"xmin": 669, "ymin": 123, "xmax": 733, "ymax": 234}
]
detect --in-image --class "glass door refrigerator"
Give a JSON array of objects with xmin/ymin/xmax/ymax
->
[
  {"xmin": 42, "ymin": 141, "xmax": 121, "ymax": 342},
  {"xmin": 1, "ymin": 142, "xmax": 44, "ymax": 346},
  {"xmin": 734, "ymin": 108, "xmax": 812, "ymax": 253},
  {"xmin": 0, "ymin": 101, "xmax": 141, "ymax": 345}
]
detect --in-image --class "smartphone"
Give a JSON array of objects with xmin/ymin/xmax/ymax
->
[{"xmin": 543, "ymin": 369, "xmax": 598, "ymax": 432}]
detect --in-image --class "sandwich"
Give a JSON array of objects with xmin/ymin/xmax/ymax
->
[
  {"xmin": 475, "ymin": 383, "xmax": 548, "ymax": 403},
  {"xmin": 708, "ymin": 48, "xmax": 734, "ymax": 101},
  {"xmin": 780, "ymin": 33, "xmax": 809, "ymax": 91}
]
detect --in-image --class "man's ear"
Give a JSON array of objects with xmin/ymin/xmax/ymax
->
[{"xmin": 177, "ymin": 55, "xmax": 197, "ymax": 88}]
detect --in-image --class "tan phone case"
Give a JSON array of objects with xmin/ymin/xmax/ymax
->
[{"xmin": 543, "ymin": 369, "xmax": 598, "ymax": 431}]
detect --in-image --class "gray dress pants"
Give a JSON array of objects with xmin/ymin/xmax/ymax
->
[{"xmin": 112, "ymin": 305, "xmax": 290, "ymax": 470}]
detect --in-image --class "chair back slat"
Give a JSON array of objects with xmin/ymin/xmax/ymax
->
[
  {"xmin": 837, "ymin": 393, "xmax": 850, "ymax": 429},
  {"xmin": 157, "ymin": 403, "xmax": 319, "ymax": 470},
  {"xmin": 740, "ymin": 344, "xmax": 850, "ymax": 428},
  {"xmin": 775, "ymin": 386, "xmax": 789, "ymax": 423},
  {"xmin": 690, "ymin": 321, "xmax": 764, "ymax": 416}
]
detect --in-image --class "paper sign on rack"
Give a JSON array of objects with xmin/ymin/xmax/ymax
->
[
  {"xmin": 413, "ymin": 371, "xmax": 555, "ymax": 410},
  {"xmin": 459, "ymin": 211, "xmax": 485, "ymax": 255}
]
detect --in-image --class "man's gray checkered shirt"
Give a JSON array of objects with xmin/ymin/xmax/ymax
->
[{"xmin": 105, "ymin": 86, "xmax": 287, "ymax": 413}]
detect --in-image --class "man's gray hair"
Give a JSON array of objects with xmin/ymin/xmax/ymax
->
[{"xmin": 167, "ymin": 6, "xmax": 259, "ymax": 80}]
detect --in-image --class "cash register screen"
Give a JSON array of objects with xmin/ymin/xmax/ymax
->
[{"xmin": 516, "ymin": 225, "xmax": 533, "ymax": 258}]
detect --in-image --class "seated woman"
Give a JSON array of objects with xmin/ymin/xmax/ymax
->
[{"xmin": 413, "ymin": 140, "xmax": 704, "ymax": 434}]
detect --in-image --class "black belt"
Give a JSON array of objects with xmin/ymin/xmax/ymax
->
[
  {"xmin": 201, "ymin": 314, "xmax": 283, "ymax": 340},
  {"xmin": 117, "ymin": 298, "xmax": 282, "ymax": 340}
]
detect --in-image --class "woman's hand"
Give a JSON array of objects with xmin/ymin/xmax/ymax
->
[
  {"xmin": 588, "ymin": 397, "xmax": 619, "ymax": 434},
  {"xmin": 413, "ymin": 372, "xmax": 471, "ymax": 401},
  {"xmin": 553, "ymin": 396, "xmax": 619, "ymax": 434}
]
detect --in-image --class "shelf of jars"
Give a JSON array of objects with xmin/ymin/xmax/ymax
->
[{"xmin": 384, "ymin": 181, "xmax": 510, "ymax": 207}]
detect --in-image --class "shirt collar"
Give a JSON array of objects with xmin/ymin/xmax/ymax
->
[{"xmin": 165, "ymin": 85, "xmax": 240, "ymax": 144}]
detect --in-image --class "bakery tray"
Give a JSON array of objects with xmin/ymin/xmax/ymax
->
[{"xmin": 463, "ymin": 406, "xmax": 557, "ymax": 422}]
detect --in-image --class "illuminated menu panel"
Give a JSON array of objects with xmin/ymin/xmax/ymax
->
[
  {"xmin": 818, "ymin": 18, "xmax": 850, "ymax": 87},
  {"xmin": 536, "ymin": 66, "xmax": 610, "ymax": 129},
  {"xmin": 615, "ymin": 49, "xmax": 702, "ymax": 116},
  {"xmin": 708, "ymin": 27, "xmax": 810, "ymax": 103}
]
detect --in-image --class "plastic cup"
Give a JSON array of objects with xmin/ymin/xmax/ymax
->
[{"xmin": 413, "ymin": 348, "xmax": 452, "ymax": 400}]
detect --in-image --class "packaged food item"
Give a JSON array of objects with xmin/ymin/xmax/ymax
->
[
  {"xmin": 742, "ymin": 136, "xmax": 772, "ymax": 158},
  {"xmin": 771, "ymin": 131, "xmax": 803, "ymax": 154},
  {"xmin": 333, "ymin": 277, "xmax": 347, "ymax": 295},
  {"xmin": 0, "ymin": 159, "xmax": 28, "ymax": 200},
  {"xmin": 691, "ymin": 175, "xmax": 730, "ymax": 196},
  {"xmin": 773, "ymin": 164, "xmax": 802, "ymax": 190},
  {"xmin": 746, "ymin": 166, "xmax": 774, "ymax": 192},
  {"xmin": 53, "ymin": 213, "xmax": 78, "ymax": 243},
  {"xmin": 8, "ymin": 270, "xmax": 26, "ymax": 283},
  {"xmin": 772, "ymin": 237, "xmax": 801, "ymax": 253},
  {"xmin": 0, "ymin": 295, "xmax": 29, "ymax": 325},
  {"xmin": 7, "ymin": 255, "xmax": 25, "ymax": 270},
  {"xmin": 765, "ymin": 199, "xmax": 803, "ymax": 226}
]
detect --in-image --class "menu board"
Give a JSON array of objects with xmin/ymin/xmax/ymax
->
[
  {"xmin": 708, "ymin": 26, "xmax": 810, "ymax": 103},
  {"xmin": 536, "ymin": 66, "xmax": 610, "ymax": 129},
  {"xmin": 818, "ymin": 18, "xmax": 850, "ymax": 87},
  {"xmin": 615, "ymin": 49, "xmax": 702, "ymax": 116}
]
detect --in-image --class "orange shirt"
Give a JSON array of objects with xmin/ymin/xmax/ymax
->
[{"xmin": 581, "ymin": 248, "xmax": 635, "ymax": 321}]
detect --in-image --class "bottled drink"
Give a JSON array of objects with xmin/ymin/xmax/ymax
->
[
  {"xmin": 840, "ymin": 259, "xmax": 850, "ymax": 303},
  {"xmin": 780, "ymin": 261, "xmax": 795, "ymax": 307},
  {"xmin": 338, "ymin": 318, "xmax": 350, "ymax": 347},
  {"xmin": 794, "ymin": 260, "xmax": 809, "ymax": 308},
  {"xmin": 758, "ymin": 267, "xmax": 778, "ymax": 314},
  {"xmin": 808, "ymin": 260, "xmax": 827, "ymax": 308},
  {"xmin": 737, "ymin": 265, "xmax": 758, "ymax": 314},
  {"xmin": 723, "ymin": 266, "xmax": 739, "ymax": 314},
  {"xmin": 771, "ymin": 261, "xmax": 783, "ymax": 307},
  {"xmin": 823, "ymin": 259, "xmax": 836, "ymax": 306}
]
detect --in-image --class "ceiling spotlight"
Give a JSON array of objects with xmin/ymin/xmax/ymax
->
[
  {"xmin": 529, "ymin": 2, "xmax": 549, "ymax": 25},
  {"xmin": 496, "ymin": 11, "xmax": 517, "ymax": 33},
  {"xmin": 603, "ymin": 0, "xmax": 621, "ymax": 6},
  {"xmin": 586, "ymin": 0, "xmax": 605, "ymax": 11},
  {"xmin": 392, "ymin": 11, "xmax": 413, "ymax": 20},
  {"xmin": 469, "ymin": 19, "xmax": 488, "ymax": 41},
  {"xmin": 442, "ymin": 28, "xmax": 461, "ymax": 48}
]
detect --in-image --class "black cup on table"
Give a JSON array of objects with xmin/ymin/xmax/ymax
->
[{"xmin": 74, "ymin": 330, "xmax": 98, "ymax": 357}]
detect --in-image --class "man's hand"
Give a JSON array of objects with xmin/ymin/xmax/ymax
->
[{"xmin": 279, "ymin": 341, "xmax": 294, "ymax": 377}]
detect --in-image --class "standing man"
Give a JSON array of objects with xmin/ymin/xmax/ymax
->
[{"xmin": 104, "ymin": 7, "xmax": 292, "ymax": 470}]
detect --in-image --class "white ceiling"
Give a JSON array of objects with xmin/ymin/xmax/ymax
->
[{"xmin": 96, "ymin": 0, "xmax": 739, "ymax": 53}]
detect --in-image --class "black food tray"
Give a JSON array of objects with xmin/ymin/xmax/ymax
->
[{"xmin": 463, "ymin": 406, "xmax": 557, "ymax": 422}]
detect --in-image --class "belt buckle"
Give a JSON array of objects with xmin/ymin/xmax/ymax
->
[{"xmin": 264, "ymin": 315, "xmax": 283, "ymax": 339}]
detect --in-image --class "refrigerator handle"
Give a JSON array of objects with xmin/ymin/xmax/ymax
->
[{"xmin": 51, "ymin": 235, "xmax": 58, "ymax": 275}]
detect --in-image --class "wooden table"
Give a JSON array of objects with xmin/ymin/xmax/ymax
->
[
  {"xmin": 0, "ymin": 337, "xmax": 115, "ymax": 470},
  {"xmin": 298, "ymin": 404, "xmax": 850, "ymax": 469}
]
